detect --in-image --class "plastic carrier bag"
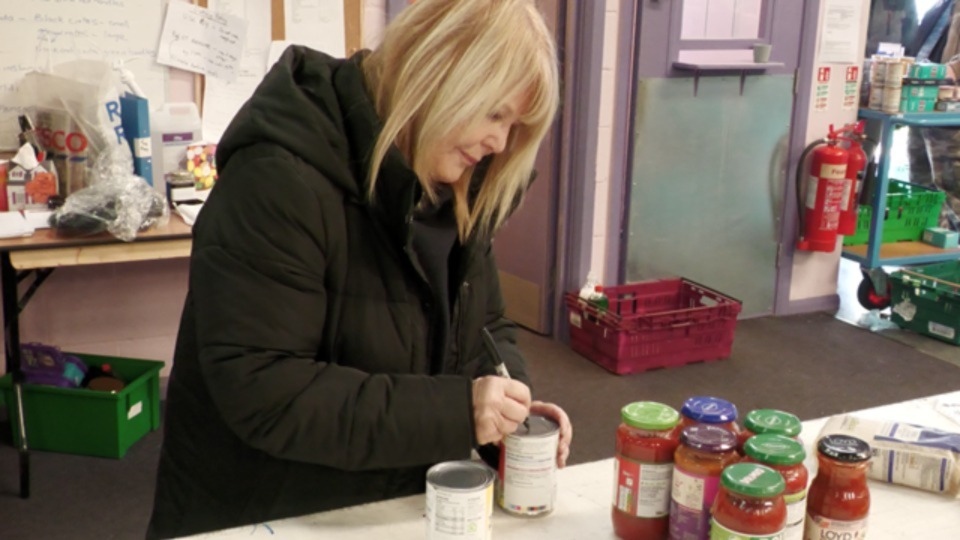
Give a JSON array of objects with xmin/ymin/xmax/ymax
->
[{"xmin": 18, "ymin": 60, "xmax": 168, "ymax": 241}]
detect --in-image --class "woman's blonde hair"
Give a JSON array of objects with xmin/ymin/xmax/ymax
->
[{"xmin": 362, "ymin": 0, "xmax": 560, "ymax": 240}]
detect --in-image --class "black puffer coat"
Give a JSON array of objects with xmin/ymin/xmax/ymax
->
[{"xmin": 147, "ymin": 46, "xmax": 530, "ymax": 538}]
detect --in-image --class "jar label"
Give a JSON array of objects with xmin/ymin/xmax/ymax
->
[
  {"xmin": 669, "ymin": 468, "xmax": 720, "ymax": 539},
  {"xmin": 709, "ymin": 518, "xmax": 785, "ymax": 539},
  {"xmin": 784, "ymin": 495, "xmax": 806, "ymax": 540},
  {"xmin": 803, "ymin": 514, "xmax": 868, "ymax": 540},
  {"xmin": 613, "ymin": 456, "xmax": 674, "ymax": 518}
]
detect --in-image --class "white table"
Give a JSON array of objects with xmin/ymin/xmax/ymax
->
[{"xmin": 187, "ymin": 392, "xmax": 960, "ymax": 539}]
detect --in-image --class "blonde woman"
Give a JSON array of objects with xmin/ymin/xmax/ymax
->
[{"xmin": 147, "ymin": 1, "xmax": 572, "ymax": 537}]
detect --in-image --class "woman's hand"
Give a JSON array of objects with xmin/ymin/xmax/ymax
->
[
  {"xmin": 472, "ymin": 376, "xmax": 532, "ymax": 445},
  {"xmin": 529, "ymin": 401, "xmax": 573, "ymax": 468}
]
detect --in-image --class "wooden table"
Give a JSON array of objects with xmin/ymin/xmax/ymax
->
[
  {"xmin": 0, "ymin": 215, "xmax": 192, "ymax": 498},
  {"xmin": 186, "ymin": 392, "xmax": 960, "ymax": 539}
]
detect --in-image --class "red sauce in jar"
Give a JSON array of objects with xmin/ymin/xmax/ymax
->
[
  {"xmin": 804, "ymin": 435, "xmax": 871, "ymax": 540},
  {"xmin": 669, "ymin": 425, "xmax": 740, "ymax": 539},
  {"xmin": 612, "ymin": 402, "xmax": 680, "ymax": 540},
  {"xmin": 711, "ymin": 462, "xmax": 787, "ymax": 536},
  {"xmin": 742, "ymin": 434, "xmax": 809, "ymax": 538}
]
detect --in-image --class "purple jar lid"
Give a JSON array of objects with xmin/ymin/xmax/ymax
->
[
  {"xmin": 680, "ymin": 425, "xmax": 737, "ymax": 452},
  {"xmin": 681, "ymin": 396, "xmax": 739, "ymax": 424}
]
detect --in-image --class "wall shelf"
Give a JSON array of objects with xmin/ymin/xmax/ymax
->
[{"xmin": 672, "ymin": 61, "xmax": 786, "ymax": 96}]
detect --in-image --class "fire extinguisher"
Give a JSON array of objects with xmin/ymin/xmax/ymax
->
[
  {"xmin": 796, "ymin": 125, "xmax": 849, "ymax": 252},
  {"xmin": 837, "ymin": 121, "xmax": 868, "ymax": 236}
]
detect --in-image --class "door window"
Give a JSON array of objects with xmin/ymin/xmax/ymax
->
[{"xmin": 681, "ymin": 0, "xmax": 765, "ymax": 40}]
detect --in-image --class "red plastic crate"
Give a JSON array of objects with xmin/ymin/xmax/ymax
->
[{"xmin": 564, "ymin": 278, "xmax": 742, "ymax": 375}]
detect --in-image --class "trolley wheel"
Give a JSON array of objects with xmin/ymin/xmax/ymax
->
[{"xmin": 856, "ymin": 276, "xmax": 890, "ymax": 310}]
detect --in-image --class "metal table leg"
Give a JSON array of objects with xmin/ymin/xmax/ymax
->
[{"xmin": 2, "ymin": 252, "xmax": 28, "ymax": 498}]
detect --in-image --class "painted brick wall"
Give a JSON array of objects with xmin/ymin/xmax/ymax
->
[{"xmin": 590, "ymin": 0, "xmax": 620, "ymax": 282}]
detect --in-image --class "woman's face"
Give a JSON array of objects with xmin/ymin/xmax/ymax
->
[{"xmin": 424, "ymin": 89, "xmax": 529, "ymax": 185}]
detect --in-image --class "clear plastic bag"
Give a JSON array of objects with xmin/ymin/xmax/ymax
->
[
  {"xmin": 49, "ymin": 173, "xmax": 168, "ymax": 242},
  {"xmin": 18, "ymin": 60, "xmax": 134, "ymax": 197}
]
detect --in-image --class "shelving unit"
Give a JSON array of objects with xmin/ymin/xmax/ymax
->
[{"xmin": 843, "ymin": 108, "xmax": 960, "ymax": 270}]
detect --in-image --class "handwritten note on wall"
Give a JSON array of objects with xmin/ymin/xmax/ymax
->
[
  {"xmin": 0, "ymin": 0, "xmax": 167, "ymax": 150},
  {"xmin": 285, "ymin": 0, "xmax": 346, "ymax": 57},
  {"xmin": 157, "ymin": 1, "xmax": 247, "ymax": 82}
]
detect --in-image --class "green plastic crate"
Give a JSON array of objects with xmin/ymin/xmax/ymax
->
[
  {"xmin": 843, "ymin": 180, "xmax": 946, "ymax": 246},
  {"xmin": 0, "ymin": 354, "xmax": 163, "ymax": 458},
  {"xmin": 890, "ymin": 261, "xmax": 960, "ymax": 345}
]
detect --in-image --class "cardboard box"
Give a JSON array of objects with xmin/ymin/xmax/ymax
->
[
  {"xmin": 899, "ymin": 97, "xmax": 938, "ymax": 112},
  {"xmin": 903, "ymin": 85, "xmax": 941, "ymax": 99},
  {"xmin": 923, "ymin": 227, "xmax": 960, "ymax": 249}
]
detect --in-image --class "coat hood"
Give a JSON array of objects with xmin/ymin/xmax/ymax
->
[{"xmin": 216, "ymin": 46, "xmax": 409, "ymax": 204}]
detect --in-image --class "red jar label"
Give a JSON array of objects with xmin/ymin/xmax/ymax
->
[{"xmin": 613, "ymin": 455, "xmax": 674, "ymax": 518}]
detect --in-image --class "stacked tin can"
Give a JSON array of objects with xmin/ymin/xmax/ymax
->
[{"xmin": 868, "ymin": 56, "xmax": 910, "ymax": 113}]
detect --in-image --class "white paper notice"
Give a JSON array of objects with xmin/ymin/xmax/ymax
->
[
  {"xmin": 818, "ymin": 0, "xmax": 863, "ymax": 64},
  {"xmin": 201, "ymin": 0, "xmax": 271, "ymax": 142},
  {"xmin": 284, "ymin": 0, "xmax": 346, "ymax": 57},
  {"xmin": 157, "ymin": 2, "xmax": 248, "ymax": 81},
  {"xmin": 0, "ymin": 0, "xmax": 167, "ymax": 150},
  {"xmin": 268, "ymin": 41, "xmax": 295, "ymax": 70}
]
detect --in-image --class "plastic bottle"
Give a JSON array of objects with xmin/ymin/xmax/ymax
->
[
  {"xmin": 150, "ymin": 102, "xmax": 202, "ymax": 194},
  {"xmin": 591, "ymin": 284, "xmax": 610, "ymax": 313},
  {"xmin": 579, "ymin": 272, "xmax": 600, "ymax": 300}
]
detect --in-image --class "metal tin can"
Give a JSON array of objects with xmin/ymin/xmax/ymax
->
[
  {"xmin": 868, "ymin": 85, "xmax": 884, "ymax": 109},
  {"xmin": 426, "ymin": 460, "xmax": 495, "ymax": 540},
  {"xmin": 885, "ymin": 61, "xmax": 906, "ymax": 87},
  {"xmin": 881, "ymin": 85, "xmax": 902, "ymax": 113},
  {"xmin": 496, "ymin": 414, "xmax": 560, "ymax": 517}
]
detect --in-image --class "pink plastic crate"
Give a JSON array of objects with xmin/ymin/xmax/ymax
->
[{"xmin": 564, "ymin": 278, "xmax": 742, "ymax": 375}]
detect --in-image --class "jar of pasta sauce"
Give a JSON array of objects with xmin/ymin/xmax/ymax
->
[
  {"xmin": 803, "ymin": 435, "xmax": 871, "ymax": 540},
  {"xmin": 743, "ymin": 434, "xmax": 808, "ymax": 540},
  {"xmin": 710, "ymin": 462, "xmax": 787, "ymax": 538},
  {"xmin": 680, "ymin": 396, "xmax": 740, "ymax": 436},
  {"xmin": 737, "ymin": 409, "xmax": 802, "ymax": 453},
  {"xmin": 669, "ymin": 424, "xmax": 739, "ymax": 540},
  {"xmin": 612, "ymin": 401, "xmax": 681, "ymax": 540}
]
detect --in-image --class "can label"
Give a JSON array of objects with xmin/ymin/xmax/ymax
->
[
  {"xmin": 426, "ymin": 480, "xmax": 493, "ymax": 540},
  {"xmin": 497, "ymin": 421, "xmax": 559, "ymax": 516}
]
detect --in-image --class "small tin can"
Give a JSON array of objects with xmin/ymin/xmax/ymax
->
[
  {"xmin": 496, "ymin": 414, "xmax": 559, "ymax": 517},
  {"xmin": 165, "ymin": 170, "xmax": 197, "ymax": 207},
  {"xmin": 868, "ymin": 85, "xmax": 884, "ymax": 109},
  {"xmin": 426, "ymin": 460, "xmax": 495, "ymax": 540},
  {"xmin": 881, "ymin": 85, "xmax": 902, "ymax": 113}
]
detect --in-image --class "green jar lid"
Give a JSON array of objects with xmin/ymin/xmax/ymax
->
[
  {"xmin": 743, "ymin": 434, "xmax": 806, "ymax": 465},
  {"xmin": 744, "ymin": 409, "xmax": 802, "ymax": 437},
  {"xmin": 721, "ymin": 463, "xmax": 786, "ymax": 498},
  {"xmin": 621, "ymin": 401, "xmax": 680, "ymax": 431}
]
